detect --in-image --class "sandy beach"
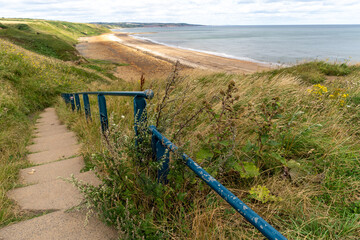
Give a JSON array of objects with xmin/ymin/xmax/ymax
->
[{"xmin": 76, "ymin": 32, "xmax": 271, "ymax": 82}]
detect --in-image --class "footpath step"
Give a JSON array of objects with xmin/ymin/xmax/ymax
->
[
  {"xmin": 0, "ymin": 107, "xmax": 116, "ymax": 239},
  {"xmin": 20, "ymin": 157, "xmax": 84, "ymax": 184},
  {"xmin": 28, "ymin": 137, "xmax": 78, "ymax": 153},
  {"xmin": 32, "ymin": 131, "xmax": 77, "ymax": 145},
  {"xmin": 27, "ymin": 145, "xmax": 80, "ymax": 165},
  {"xmin": 7, "ymin": 179, "xmax": 83, "ymax": 211},
  {"xmin": 8, "ymin": 171, "xmax": 102, "ymax": 212},
  {"xmin": 0, "ymin": 210, "xmax": 118, "ymax": 240},
  {"xmin": 34, "ymin": 125, "xmax": 69, "ymax": 137},
  {"xmin": 36, "ymin": 118, "xmax": 61, "ymax": 126}
]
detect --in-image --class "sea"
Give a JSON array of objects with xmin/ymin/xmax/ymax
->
[{"xmin": 114, "ymin": 25, "xmax": 360, "ymax": 65}]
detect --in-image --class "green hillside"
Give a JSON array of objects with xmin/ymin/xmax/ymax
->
[
  {"xmin": 0, "ymin": 19, "xmax": 115, "ymax": 226},
  {"xmin": 0, "ymin": 19, "xmax": 109, "ymax": 61},
  {"xmin": 92, "ymin": 21, "xmax": 203, "ymax": 28}
]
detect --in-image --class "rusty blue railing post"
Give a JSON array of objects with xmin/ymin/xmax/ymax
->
[
  {"xmin": 133, "ymin": 96, "xmax": 146, "ymax": 141},
  {"xmin": 151, "ymin": 134, "xmax": 170, "ymax": 184},
  {"xmin": 65, "ymin": 94, "xmax": 71, "ymax": 104},
  {"xmin": 70, "ymin": 94, "xmax": 75, "ymax": 111},
  {"xmin": 97, "ymin": 94, "xmax": 108, "ymax": 133},
  {"xmin": 83, "ymin": 93, "xmax": 91, "ymax": 121},
  {"xmin": 75, "ymin": 94, "xmax": 81, "ymax": 112},
  {"xmin": 61, "ymin": 93, "xmax": 70, "ymax": 104},
  {"xmin": 133, "ymin": 89, "xmax": 154, "ymax": 145}
]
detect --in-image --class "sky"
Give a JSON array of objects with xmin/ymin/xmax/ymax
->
[{"xmin": 0, "ymin": 0, "xmax": 359, "ymax": 25}]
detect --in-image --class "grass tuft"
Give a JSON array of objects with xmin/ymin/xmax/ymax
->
[{"xmin": 0, "ymin": 38, "xmax": 112, "ymax": 226}]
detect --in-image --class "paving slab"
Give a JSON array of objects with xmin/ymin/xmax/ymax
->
[
  {"xmin": 34, "ymin": 129, "xmax": 70, "ymax": 139},
  {"xmin": 0, "ymin": 107, "xmax": 116, "ymax": 239},
  {"xmin": 35, "ymin": 113, "xmax": 61, "ymax": 125},
  {"xmin": 35, "ymin": 114, "xmax": 57, "ymax": 123},
  {"xmin": 28, "ymin": 133, "xmax": 78, "ymax": 152},
  {"xmin": 34, "ymin": 127, "xmax": 73, "ymax": 138},
  {"xmin": 35, "ymin": 122, "xmax": 63, "ymax": 129},
  {"xmin": 36, "ymin": 117, "xmax": 61, "ymax": 124},
  {"xmin": 7, "ymin": 179, "xmax": 83, "ymax": 211},
  {"xmin": 20, "ymin": 157, "xmax": 84, "ymax": 184},
  {"xmin": 34, "ymin": 125, "xmax": 68, "ymax": 135},
  {"xmin": 0, "ymin": 210, "xmax": 118, "ymax": 240},
  {"xmin": 33, "ymin": 131, "xmax": 77, "ymax": 144},
  {"xmin": 28, "ymin": 144, "xmax": 81, "ymax": 164}
]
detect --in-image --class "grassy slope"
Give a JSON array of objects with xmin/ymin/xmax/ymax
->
[
  {"xmin": 0, "ymin": 19, "xmax": 109, "ymax": 61},
  {"xmin": 1, "ymin": 17, "xmax": 359, "ymax": 239},
  {"xmin": 0, "ymin": 19, "xmax": 113, "ymax": 226},
  {"xmin": 57, "ymin": 62, "xmax": 360, "ymax": 239}
]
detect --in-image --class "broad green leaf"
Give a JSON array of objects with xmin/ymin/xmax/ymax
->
[
  {"xmin": 243, "ymin": 140, "xmax": 257, "ymax": 152},
  {"xmin": 196, "ymin": 148, "xmax": 214, "ymax": 160},
  {"xmin": 234, "ymin": 162, "xmax": 260, "ymax": 178},
  {"xmin": 219, "ymin": 140, "xmax": 230, "ymax": 146},
  {"xmin": 270, "ymin": 152, "xmax": 286, "ymax": 164},
  {"xmin": 261, "ymin": 135, "xmax": 269, "ymax": 144},
  {"xmin": 267, "ymin": 140, "xmax": 280, "ymax": 146},
  {"xmin": 287, "ymin": 159, "xmax": 301, "ymax": 168},
  {"xmin": 213, "ymin": 149, "xmax": 222, "ymax": 154}
]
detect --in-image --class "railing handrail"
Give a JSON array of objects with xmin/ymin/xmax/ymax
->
[
  {"xmin": 61, "ymin": 90, "xmax": 287, "ymax": 240},
  {"xmin": 63, "ymin": 89, "xmax": 154, "ymax": 99},
  {"xmin": 149, "ymin": 125, "xmax": 286, "ymax": 240}
]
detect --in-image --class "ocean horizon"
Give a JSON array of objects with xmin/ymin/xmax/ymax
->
[{"xmin": 115, "ymin": 25, "xmax": 360, "ymax": 65}]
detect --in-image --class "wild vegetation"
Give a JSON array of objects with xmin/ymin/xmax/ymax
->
[
  {"xmin": 1, "ymin": 17, "xmax": 360, "ymax": 239},
  {"xmin": 58, "ymin": 61, "xmax": 360, "ymax": 239},
  {"xmin": 92, "ymin": 22, "xmax": 202, "ymax": 29},
  {"xmin": 0, "ymin": 20, "xmax": 112, "ymax": 226},
  {"xmin": 0, "ymin": 19, "xmax": 109, "ymax": 61}
]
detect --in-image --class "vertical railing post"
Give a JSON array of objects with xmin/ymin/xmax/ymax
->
[
  {"xmin": 75, "ymin": 94, "xmax": 81, "ymax": 112},
  {"xmin": 66, "ymin": 93, "xmax": 71, "ymax": 104},
  {"xmin": 83, "ymin": 93, "xmax": 91, "ymax": 121},
  {"xmin": 70, "ymin": 94, "xmax": 75, "ymax": 111},
  {"xmin": 152, "ymin": 135, "xmax": 170, "ymax": 184},
  {"xmin": 97, "ymin": 94, "xmax": 108, "ymax": 133},
  {"xmin": 61, "ymin": 93, "xmax": 70, "ymax": 104},
  {"xmin": 133, "ymin": 96, "xmax": 147, "ymax": 145}
]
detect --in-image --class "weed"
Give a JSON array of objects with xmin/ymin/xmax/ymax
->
[
  {"xmin": 0, "ymin": 37, "xmax": 109, "ymax": 226},
  {"xmin": 248, "ymin": 185, "xmax": 282, "ymax": 203},
  {"xmin": 55, "ymin": 59, "xmax": 360, "ymax": 239},
  {"xmin": 0, "ymin": 20, "xmax": 109, "ymax": 61}
]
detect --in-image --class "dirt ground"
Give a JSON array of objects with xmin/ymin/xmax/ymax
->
[{"xmin": 76, "ymin": 34, "xmax": 182, "ymax": 82}]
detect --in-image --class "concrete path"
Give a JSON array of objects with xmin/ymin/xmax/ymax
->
[{"xmin": 0, "ymin": 108, "xmax": 117, "ymax": 240}]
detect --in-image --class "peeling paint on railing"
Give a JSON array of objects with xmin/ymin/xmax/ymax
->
[{"xmin": 149, "ymin": 125, "xmax": 287, "ymax": 240}]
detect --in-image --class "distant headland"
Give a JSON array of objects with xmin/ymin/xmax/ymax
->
[{"xmin": 91, "ymin": 22, "xmax": 203, "ymax": 28}]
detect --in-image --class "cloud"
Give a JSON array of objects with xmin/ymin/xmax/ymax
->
[{"xmin": 0, "ymin": 0, "xmax": 359, "ymax": 25}]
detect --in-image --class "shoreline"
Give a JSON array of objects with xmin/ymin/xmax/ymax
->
[
  {"xmin": 128, "ymin": 32, "xmax": 280, "ymax": 67},
  {"xmin": 103, "ymin": 32, "xmax": 273, "ymax": 73},
  {"xmin": 105, "ymin": 33, "xmax": 206, "ymax": 70}
]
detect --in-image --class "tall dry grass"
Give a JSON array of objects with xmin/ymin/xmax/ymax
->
[{"xmin": 57, "ymin": 61, "xmax": 360, "ymax": 239}]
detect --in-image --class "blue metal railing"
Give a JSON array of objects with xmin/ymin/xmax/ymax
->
[
  {"xmin": 61, "ymin": 90, "xmax": 153, "ymax": 135},
  {"xmin": 61, "ymin": 90, "xmax": 287, "ymax": 240}
]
